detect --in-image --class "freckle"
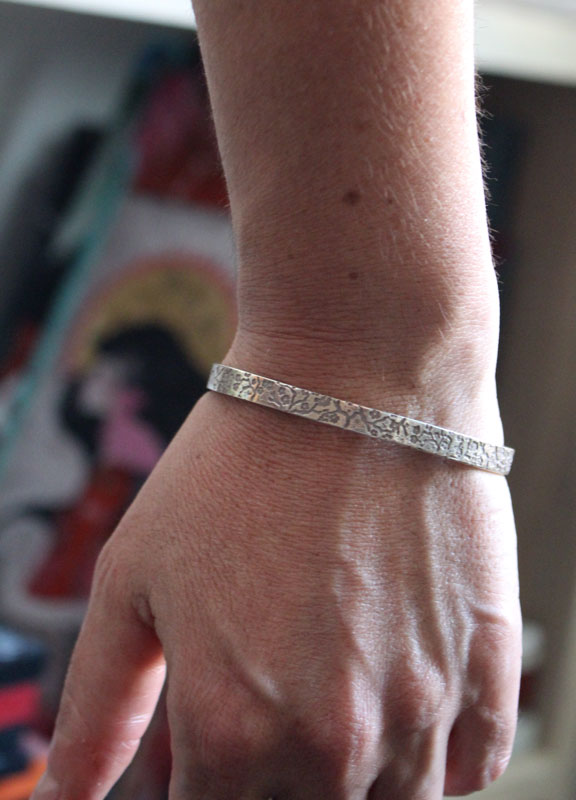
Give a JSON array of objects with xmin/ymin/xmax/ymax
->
[
  {"xmin": 387, "ymin": 196, "xmax": 395, "ymax": 205},
  {"xmin": 343, "ymin": 190, "xmax": 361, "ymax": 205},
  {"xmin": 348, "ymin": 271, "xmax": 359, "ymax": 281}
]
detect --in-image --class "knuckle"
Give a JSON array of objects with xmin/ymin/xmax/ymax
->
[
  {"xmin": 297, "ymin": 709, "xmax": 377, "ymax": 774},
  {"xmin": 472, "ymin": 605, "xmax": 522, "ymax": 662},
  {"xmin": 488, "ymin": 748, "xmax": 514, "ymax": 783},
  {"xmin": 92, "ymin": 539, "xmax": 125, "ymax": 598},
  {"xmin": 473, "ymin": 701, "xmax": 516, "ymax": 757},
  {"xmin": 304, "ymin": 722, "xmax": 350, "ymax": 767},
  {"xmin": 92, "ymin": 537, "xmax": 141, "ymax": 610},
  {"xmin": 457, "ymin": 705, "xmax": 515, "ymax": 794},
  {"xmin": 199, "ymin": 718, "xmax": 248, "ymax": 772},
  {"xmin": 194, "ymin": 704, "xmax": 273, "ymax": 777},
  {"xmin": 459, "ymin": 752, "xmax": 512, "ymax": 794},
  {"xmin": 391, "ymin": 669, "xmax": 447, "ymax": 734}
]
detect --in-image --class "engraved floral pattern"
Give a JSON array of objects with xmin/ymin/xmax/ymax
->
[{"xmin": 207, "ymin": 365, "xmax": 514, "ymax": 476}]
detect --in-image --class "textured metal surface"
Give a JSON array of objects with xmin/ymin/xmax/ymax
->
[{"xmin": 208, "ymin": 364, "xmax": 514, "ymax": 476}]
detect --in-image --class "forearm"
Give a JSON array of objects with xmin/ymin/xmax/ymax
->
[{"xmin": 193, "ymin": 0, "xmax": 501, "ymax": 415}]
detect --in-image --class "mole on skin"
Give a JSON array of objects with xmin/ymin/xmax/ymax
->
[{"xmin": 343, "ymin": 189, "xmax": 361, "ymax": 205}]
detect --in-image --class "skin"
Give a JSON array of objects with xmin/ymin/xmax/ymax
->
[{"xmin": 31, "ymin": 1, "xmax": 522, "ymax": 798}]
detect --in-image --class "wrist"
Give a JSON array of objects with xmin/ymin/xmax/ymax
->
[
  {"xmin": 231, "ymin": 260, "xmax": 501, "ymax": 391},
  {"xmin": 222, "ymin": 311, "xmax": 505, "ymax": 451}
]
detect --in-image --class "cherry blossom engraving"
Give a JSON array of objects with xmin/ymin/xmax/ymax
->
[{"xmin": 208, "ymin": 365, "xmax": 514, "ymax": 476}]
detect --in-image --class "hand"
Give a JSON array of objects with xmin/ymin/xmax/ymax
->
[{"xmin": 32, "ymin": 349, "xmax": 521, "ymax": 799}]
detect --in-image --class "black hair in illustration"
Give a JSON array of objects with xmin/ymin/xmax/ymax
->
[
  {"xmin": 60, "ymin": 323, "xmax": 206, "ymax": 454},
  {"xmin": 97, "ymin": 323, "xmax": 206, "ymax": 443}
]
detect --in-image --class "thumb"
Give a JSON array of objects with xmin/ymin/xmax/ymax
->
[{"xmin": 31, "ymin": 548, "xmax": 165, "ymax": 800}]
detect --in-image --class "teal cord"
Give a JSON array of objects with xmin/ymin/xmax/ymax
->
[{"xmin": 0, "ymin": 133, "xmax": 134, "ymax": 486}]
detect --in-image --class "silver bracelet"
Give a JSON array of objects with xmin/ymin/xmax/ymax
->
[{"xmin": 207, "ymin": 364, "xmax": 514, "ymax": 476}]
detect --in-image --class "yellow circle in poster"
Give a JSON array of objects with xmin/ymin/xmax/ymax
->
[{"xmin": 69, "ymin": 253, "xmax": 236, "ymax": 377}]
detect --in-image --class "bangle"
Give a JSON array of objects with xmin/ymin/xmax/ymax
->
[{"xmin": 207, "ymin": 364, "xmax": 514, "ymax": 476}]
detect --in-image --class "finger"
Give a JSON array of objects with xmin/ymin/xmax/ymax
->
[
  {"xmin": 31, "ymin": 549, "xmax": 165, "ymax": 800},
  {"xmin": 166, "ymin": 679, "xmax": 337, "ymax": 800},
  {"xmin": 444, "ymin": 623, "xmax": 522, "ymax": 796},
  {"xmin": 443, "ymin": 701, "xmax": 518, "ymax": 796},
  {"xmin": 167, "ymin": 683, "xmax": 282, "ymax": 800},
  {"xmin": 368, "ymin": 723, "xmax": 449, "ymax": 800},
  {"xmin": 166, "ymin": 660, "xmax": 381, "ymax": 800},
  {"xmin": 169, "ymin": 768, "xmax": 286, "ymax": 800}
]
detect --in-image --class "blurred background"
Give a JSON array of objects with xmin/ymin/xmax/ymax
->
[{"xmin": 0, "ymin": 0, "xmax": 574, "ymax": 797}]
